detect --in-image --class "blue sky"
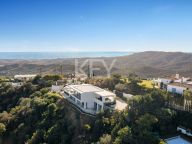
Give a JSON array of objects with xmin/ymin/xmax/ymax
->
[{"xmin": 0, "ymin": 0, "xmax": 192, "ymax": 52}]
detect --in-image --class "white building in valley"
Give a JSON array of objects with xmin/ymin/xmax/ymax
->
[
  {"xmin": 153, "ymin": 77, "xmax": 173, "ymax": 89},
  {"xmin": 14, "ymin": 74, "xmax": 37, "ymax": 81},
  {"xmin": 153, "ymin": 74, "xmax": 191, "ymax": 90},
  {"xmin": 167, "ymin": 83, "xmax": 192, "ymax": 95},
  {"xmin": 51, "ymin": 85, "xmax": 64, "ymax": 92},
  {"xmin": 63, "ymin": 84, "xmax": 116, "ymax": 115}
]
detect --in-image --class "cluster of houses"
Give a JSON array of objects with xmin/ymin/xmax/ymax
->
[
  {"xmin": 154, "ymin": 74, "xmax": 192, "ymax": 143},
  {"xmin": 9, "ymin": 73, "xmax": 192, "ymax": 116},
  {"xmin": 5, "ymin": 73, "xmax": 192, "ymax": 143},
  {"xmin": 7, "ymin": 73, "xmax": 127, "ymax": 115},
  {"xmin": 8, "ymin": 74, "xmax": 37, "ymax": 87},
  {"xmin": 153, "ymin": 74, "xmax": 192, "ymax": 95}
]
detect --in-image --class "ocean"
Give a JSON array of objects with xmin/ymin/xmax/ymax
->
[{"xmin": 0, "ymin": 52, "xmax": 133, "ymax": 59}]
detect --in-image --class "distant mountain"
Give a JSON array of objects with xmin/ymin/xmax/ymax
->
[
  {"xmin": 113, "ymin": 51, "xmax": 192, "ymax": 77},
  {"xmin": 0, "ymin": 51, "xmax": 192, "ymax": 78}
]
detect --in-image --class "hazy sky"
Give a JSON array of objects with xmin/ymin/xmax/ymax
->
[{"xmin": 0, "ymin": 0, "xmax": 192, "ymax": 52}]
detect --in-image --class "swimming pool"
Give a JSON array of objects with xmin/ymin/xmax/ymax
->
[{"xmin": 166, "ymin": 136, "xmax": 191, "ymax": 144}]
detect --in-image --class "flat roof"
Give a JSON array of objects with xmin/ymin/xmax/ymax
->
[
  {"xmin": 167, "ymin": 82, "xmax": 192, "ymax": 89},
  {"xmin": 14, "ymin": 74, "xmax": 37, "ymax": 78},
  {"xmin": 159, "ymin": 77, "xmax": 174, "ymax": 80},
  {"xmin": 66, "ymin": 84, "xmax": 116, "ymax": 97},
  {"xmin": 68, "ymin": 84, "xmax": 103, "ymax": 93},
  {"xmin": 95, "ymin": 90, "xmax": 115, "ymax": 97}
]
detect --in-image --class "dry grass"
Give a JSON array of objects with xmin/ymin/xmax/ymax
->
[{"xmin": 139, "ymin": 80, "xmax": 153, "ymax": 89}]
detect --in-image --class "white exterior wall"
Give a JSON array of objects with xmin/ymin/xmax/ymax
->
[
  {"xmin": 174, "ymin": 78, "xmax": 190, "ymax": 83},
  {"xmin": 14, "ymin": 75, "xmax": 36, "ymax": 81},
  {"xmin": 69, "ymin": 92, "xmax": 104, "ymax": 111},
  {"xmin": 81, "ymin": 92, "xmax": 96, "ymax": 109},
  {"xmin": 167, "ymin": 85, "xmax": 187, "ymax": 95},
  {"xmin": 174, "ymin": 79, "xmax": 182, "ymax": 83},
  {"xmin": 52, "ymin": 85, "xmax": 63, "ymax": 92},
  {"xmin": 182, "ymin": 77, "xmax": 190, "ymax": 83},
  {"xmin": 63, "ymin": 84, "xmax": 116, "ymax": 114},
  {"xmin": 159, "ymin": 78, "xmax": 172, "ymax": 84},
  {"xmin": 11, "ymin": 82, "xmax": 23, "ymax": 87},
  {"xmin": 94, "ymin": 96, "xmax": 104, "ymax": 109},
  {"xmin": 69, "ymin": 91, "xmax": 109, "ymax": 111}
]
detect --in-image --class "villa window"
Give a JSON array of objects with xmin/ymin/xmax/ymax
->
[
  {"xmin": 70, "ymin": 96, "xmax": 75, "ymax": 102},
  {"xmin": 64, "ymin": 91, "xmax": 69, "ymax": 96},
  {"xmin": 94, "ymin": 102, "xmax": 97, "ymax": 110},
  {"xmin": 97, "ymin": 96, "xmax": 102, "ymax": 101},
  {"xmin": 172, "ymin": 88, "xmax": 176, "ymax": 93},
  {"xmin": 82, "ymin": 102, "xmax": 84, "ymax": 108},
  {"xmin": 73, "ymin": 92, "xmax": 81, "ymax": 100},
  {"xmin": 98, "ymin": 104, "xmax": 102, "ymax": 111},
  {"xmin": 77, "ymin": 100, "xmax": 81, "ymax": 106}
]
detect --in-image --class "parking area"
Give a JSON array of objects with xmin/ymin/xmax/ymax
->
[{"xmin": 115, "ymin": 98, "xmax": 128, "ymax": 111}]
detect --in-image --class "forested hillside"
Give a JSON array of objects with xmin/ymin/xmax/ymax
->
[
  {"xmin": 0, "ymin": 76, "xmax": 94, "ymax": 144},
  {"xmin": 0, "ymin": 75, "xmax": 192, "ymax": 144}
]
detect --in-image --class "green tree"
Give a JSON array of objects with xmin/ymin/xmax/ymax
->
[
  {"xmin": 115, "ymin": 83, "xmax": 126, "ymax": 92},
  {"xmin": 0, "ymin": 123, "xmax": 6, "ymax": 135},
  {"xmin": 27, "ymin": 130, "xmax": 45, "ymax": 144},
  {"xmin": 99, "ymin": 134, "xmax": 112, "ymax": 144},
  {"xmin": 134, "ymin": 114, "xmax": 159, "ymax": 144},
  {"xmin": 114, "ymin": 126, "xmax": 132, "ymax": 144},
  {"xmin": 184, "ymin": 90, "xmax": 192, "ymax": 111},
  {"xmin": 83, "ymin": 124, "xmax": 91, "ymax": 133},
  {"xmin": 43, "ymin": 75, "xmax": 62, "ymax": 81}
]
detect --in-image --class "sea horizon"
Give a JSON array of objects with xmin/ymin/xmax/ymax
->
[{"xmin": 0, "ymin": 51, "xmax": 134, "ymax": 59}]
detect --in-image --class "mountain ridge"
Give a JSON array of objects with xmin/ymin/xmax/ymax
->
[{"xmin": 0, "ymin": 51, "xmax": 192, "ymax": 77}]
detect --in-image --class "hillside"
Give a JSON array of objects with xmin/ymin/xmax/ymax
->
[
  {"xmin": 0, "ymin": 51, "xmax": 192, "ymax": 77},
  {"xmin": 113, "ymin": 51, "xmax": 192, "ymax": 77},
  {"xmin": 0, "ymin": 75, "xmax": 192, "ymax": 144}
]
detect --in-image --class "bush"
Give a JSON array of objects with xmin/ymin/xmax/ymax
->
[{"xmin": 0, "ymin": 123, "xmax": 6, "ymax": 135}]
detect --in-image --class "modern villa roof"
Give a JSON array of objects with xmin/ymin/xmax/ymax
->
[
  {"xmin": 66, "ymin": 84, "xmax": 116, "ymax": 97},
  {"xmin": 95, "ymin": 91, "xmax": 115, "ymax": 97},
  {"xmin": 68, "ymin": 84, "xmax": 103, "ymax": 93}
]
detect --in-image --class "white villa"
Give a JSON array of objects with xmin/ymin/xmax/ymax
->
[
  {"xmin": 167, "ymin": 82, "xmax": 192, "ymax": 95},
  {"xmin": 52, "ymin": 85, "xmax": 64, "ymax": 92},
  {"xmin": 63, "ymin": 84, "xmax": 116, "ymax": 115},
  {"xmin": 153, "ymin": 74, "xmax": 192, "ymax": 94},
  {"xmin": 153, "ymin": 77, "xmax": 173, "ymax": 89},
  {"xmin": 14, "ymin": 74, "xmax": 37, "ymax": 81}
]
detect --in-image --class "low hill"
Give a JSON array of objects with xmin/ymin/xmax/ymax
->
[{"xmin": 0, "ymin": 51, "xmax": 192, "ymax": 77}]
